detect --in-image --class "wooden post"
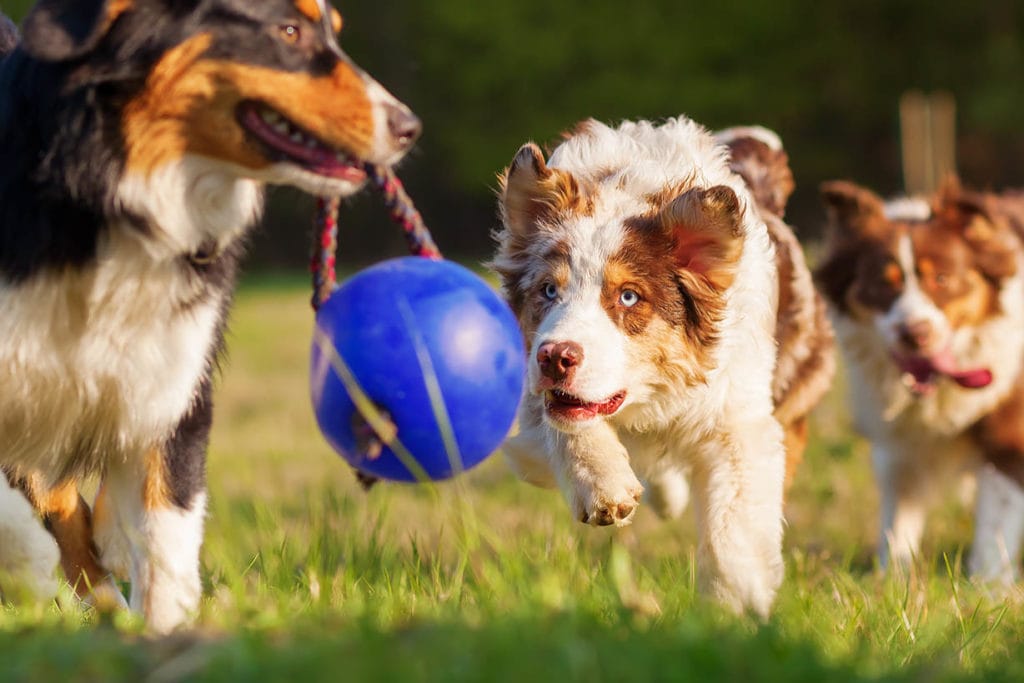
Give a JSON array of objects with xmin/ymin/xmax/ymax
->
[{"xmin": 899, "ymin": 90, "xmax": 956, "ymax": 195}]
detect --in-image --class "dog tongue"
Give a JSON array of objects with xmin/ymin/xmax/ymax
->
[
  {"xmin": 898, "ymin": 350, "xmax": 993, "ymax": 391},
  {"xmin": 930, "ymin": 350, "xmax": 994, "ymax": 389}
]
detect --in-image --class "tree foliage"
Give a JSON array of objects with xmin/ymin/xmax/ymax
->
[{"xmin": 2, "ymin": 0, "xmax": 1022, "ymax": 264}]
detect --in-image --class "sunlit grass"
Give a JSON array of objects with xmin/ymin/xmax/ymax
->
[{"xmin": 2, "ymin": 274, "xmax": 1023, "ymax": 682}]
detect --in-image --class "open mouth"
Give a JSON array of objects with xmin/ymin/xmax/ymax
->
[
  {"xmin": 237, "ymin": 101, "xmax": 367, "ymax": 183},
  {"xmin": 894, "ymin": 350, "xmax": 993, "ymax": 396},
  {"xmin": 544, "ymin": 389, "xmax": 626, "ymax": 421}
]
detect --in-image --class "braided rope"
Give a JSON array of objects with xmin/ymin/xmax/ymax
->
[
  {"xmin": 311, "ymin": 165, "xmax": 441, "ymax": 311},
  {"xmin": 311, "ymin": 195, "xmax": 341, "ymax": 311},
  {"xmin": 365, "ymin": 164, "xmax": 442, "ymax": 261}
]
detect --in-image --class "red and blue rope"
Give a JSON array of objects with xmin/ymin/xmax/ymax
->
[{"xmin": 311, "ymin": 165, "xmax": 441, "ymax": 311}]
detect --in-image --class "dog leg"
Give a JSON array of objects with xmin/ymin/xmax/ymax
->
[
  {"xmin": 93, "ymin": 448, "xmax": 205, "ymax": 634},
  {"xmin": 0, "ymin": 472, "xmax": 60, "ymax": 602},
  {"xmin": 968, "ymin": 464, "xmax": 1024, "ymax": 583},
  {"xmin": 690, "ymin": 418, "xmax": 785, "ymax": 618},
  {"xmin": 644, "ymin": 464, "xmax": 690, "ymax": 521},
  {"xmin": 503, "ymin": 402, "xmax": 558, "ymax": 489},
  {"xmin": 873, "ymin": 444, "xmax": 930, "ymax": 570},
  {"xmin": 549, "ymin": 420, "xmax": 643, "ymax": 527},
  {"xmin": 18, "ymin": 476, "xmax": 126, "ymax": 608},
  {"xmin": 93, "ymin": 383, "xmax": 212, "ymax": 633}
]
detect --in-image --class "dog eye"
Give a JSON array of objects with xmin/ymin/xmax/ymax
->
[
  {"xmin": 542, "ymin": 283, "xmax": 559, "ymax": 301},
  {"xmin": 619, "ymin": 289, "xmax": 641, "ymax": 307},
  {"xmin": 279, "ymin": 24, "xmax": 301, "ymax": 44}
]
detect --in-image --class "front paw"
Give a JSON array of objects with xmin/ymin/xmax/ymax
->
[{"xmin": 569, "ymin": 463, "xmax": 644, "ymax": 527}]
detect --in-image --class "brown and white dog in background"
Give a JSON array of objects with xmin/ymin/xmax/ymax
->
[
  {"xmin": 817, "ymin": 179, "xmax": 1024, "ymax": 581},
  {"xmin": 492, "ymin": 118, "xmax": 834, "ymax": 616},
  {"xmin": 0, "ymin": 0, "xmax": 419, "ymax": 631}
]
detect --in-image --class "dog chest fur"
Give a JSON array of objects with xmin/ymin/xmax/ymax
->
[{"xmin": 0, "ymin": 222, "xmax": 224, "ymax": 481}]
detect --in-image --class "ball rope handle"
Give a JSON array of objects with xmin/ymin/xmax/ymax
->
[
  {"xmin": 311, "ymin": 164, "xmax": 442, "ymax": 311},
  {"xmin": 310, "ymin": 164, "xmax": 442, "ymax": 488}
]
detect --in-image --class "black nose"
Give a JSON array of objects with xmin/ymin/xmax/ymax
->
[{"xmin": 386, "ymin": 105, "xmax": 421, "ymax": 151}]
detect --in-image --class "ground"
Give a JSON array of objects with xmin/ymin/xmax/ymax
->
[{"xmin": 1, "ymin": 274, "xmax": 1023, "ymax": 682}]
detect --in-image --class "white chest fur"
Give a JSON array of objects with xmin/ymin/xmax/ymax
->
[{"xmin": 0, "ymin": 225, "xmax": 223, "ymax": 480}]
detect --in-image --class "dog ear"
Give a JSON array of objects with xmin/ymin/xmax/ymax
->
[
  {"xmin": 937, "ymin": 185, "xmax": 1020, "ymax": 281},
  {"xmin": 20, "ymin": 0, "xmax": 120, "ymax": 62},
  {"xmin": 500, "ymin": 143, "xmax": 584, "ymax": 238},
  {"xmin": 659, "ymin": 185, "xmax": 745, "ymax": 291},
  {"xmin": 820, "ymin": 180, "xmax": 887, "ymax": 239}
]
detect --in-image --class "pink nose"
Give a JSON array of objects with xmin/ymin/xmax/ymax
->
[
  {"xmin": 537, "ymin": 341, "xmax": 583, "ymax": 382},
  {"xmin": 897, "ymin": 320, "xmax": 935, "ymax": 351}
]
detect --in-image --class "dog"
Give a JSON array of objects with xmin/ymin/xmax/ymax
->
[
  {"xmin": 491, "ymin": 117, "xmax": 834, "ymax": 616},
  {"xmin": 816, "ymin": 179, "xmax": 1024, "ymax": 581},
  {"xmin": 0, "ymin": 0, "xmax": 419, "ymax": 631}
]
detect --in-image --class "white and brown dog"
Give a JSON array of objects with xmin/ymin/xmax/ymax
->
[
  {"xmin": 817, "ymin": 180, "xmax": 1024, "ymax": 581},
  {"xmin": 491, "ymin": 117, "xmax": 834, "ymax": 616}
]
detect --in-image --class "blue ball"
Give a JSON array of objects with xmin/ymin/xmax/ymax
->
[{"xmin": 310, "ymin": 257, "xmax": 526, "ymax": 482}]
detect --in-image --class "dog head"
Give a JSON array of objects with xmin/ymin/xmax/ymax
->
[
  {"xmin": 492, "ymin": 125, "xmax": 746, "ymax": 432},
  {"xmin": 15, "ymin": 0, "xmax": 419, "ymax": 198},
  {"xmin": 816, "ymin": 179, "xmax": 1020, "ymax": 395}
]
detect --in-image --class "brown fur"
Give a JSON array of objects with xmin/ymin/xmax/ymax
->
[
  {"xmin": 123, "ymin": 40, "xmax": 374, "ymax": 177},
  {"xmin": 12, "ymin": 476, "xmax": 110, "ymax": 598},
  {"xmin": 294, "ymin": 0, "xmax": 342, "ymax": 33},
  {"xmin": 725, "ymin": 137, "xmax": 794, "ymax": 218},
  {"xmin": 817, "ymin": 178, "xmax": 1024, "ymax": 486},
  {"xmin": 721, "ymin": 137, "xmax": 835, "ymax": 489}
]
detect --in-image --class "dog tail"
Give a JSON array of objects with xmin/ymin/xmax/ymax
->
[
  {"xmin": 715, "ymin": 126, "xmax": 794, "ymax": 218},
  {"xmin": 0, "ymin": 13, "xmax": 17, "ymax": 59}
]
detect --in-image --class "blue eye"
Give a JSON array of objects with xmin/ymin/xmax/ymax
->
[
  {"xmin": 542, "ymin": 283, "xmax": 559, "ymax": 301},
  {"xmin": 619, "ymin": 289, "xmax": 640, "ymax": 307}
]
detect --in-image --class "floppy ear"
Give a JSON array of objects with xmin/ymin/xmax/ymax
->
[
  {"xmin": 499, "ymin": 143, "xmax": 583, "ymax": 238},
  {"xmin": 936, "ymin": 185, "xmax": 1020, "ymax": 282},
  {"xmin": 20, "ymin": 0, "xmax": 118, "ymax": 62},
  {"xmin": 820, "ymin": 180, "xmax": 887, "ymax": 239},
  {"xmin": 659, "ymin": 185, "xmax": 744, "ymax": 291}
]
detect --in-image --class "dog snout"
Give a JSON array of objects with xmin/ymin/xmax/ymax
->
[
  {"xmin": 896, "ymin": 320, "xmax": 935, "ymax": 351},
  {"xmin": 537, "ymin": 341, "xmax": 583, "ymax": 383},
  {"xmin": 386, "ymin": 103, "xmax": 422, "ymax": 153}
]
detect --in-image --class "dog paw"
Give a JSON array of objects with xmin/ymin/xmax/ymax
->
[{"xmin": 571, "ymin": 466, "xmax": 644, "ymax": 527}]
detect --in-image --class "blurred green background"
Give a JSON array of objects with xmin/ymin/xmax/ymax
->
[{"xmin": 3, "ymin": 0, "xmax": 1022, "ymax": 267}]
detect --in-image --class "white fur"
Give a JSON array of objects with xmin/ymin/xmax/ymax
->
[
  {"xmin": 833, "ymin": 234, "xmax": 1024, "ymax": 573},
  {"xmin": 713, "ymin": 125, "xmax": 783, "ymax": 152},
  {"xmin": 502, "ymin": 117, "xmax": 786, "ymax": 616},
  {"xmin": 94, "ymin": 458, "xmax": 206, "ymax": 634},
  {"xmin": 0, "ymin": 213, "xmax": 226, "ymax": 480},
  {"xmin": 884, "ymin": 196, "xmax": 932, "ymax": 222},
  {"xmin": 0, "ymin": 475, "xmax": 60, "ymax": 602},
  {"xmin": 969, "ymin": 464, "xmax": 1024, "ymax": 583}
]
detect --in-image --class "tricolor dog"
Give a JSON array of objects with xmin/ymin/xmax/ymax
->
[
  {"xmin": 492, "ymin": 117, "xmax": 834, "ymax": 616},
  {"xmin": 817, "ymin": 180, "xmax": 1024, "ymax": 580},
  {"xmin": 0, "ymin": 0, "xmax": 419, "ymax": 631}
]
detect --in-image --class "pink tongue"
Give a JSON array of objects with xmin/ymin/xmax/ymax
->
[{"xmin": 905, "ymin": 350, "xmax": 993, "ymax": 390}]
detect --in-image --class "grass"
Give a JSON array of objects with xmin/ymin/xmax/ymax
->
[{"xmin": 2, "ymin": 273, "xmax": 1024, "ymax": 682}]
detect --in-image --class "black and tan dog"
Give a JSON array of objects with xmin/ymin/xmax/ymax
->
[{"xmin": 0, "ymin": 0, "xmax": 419, "ymax": 631}]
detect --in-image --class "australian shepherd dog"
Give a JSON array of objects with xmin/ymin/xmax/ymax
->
[
  {"xmin": 817, "ymin": 179, "xmax": 1024, "ymax": 581},
  {"xmin": 0, "ymin": 0, "xmax": 419, "ymax": 631},
  {"xmin": 491, "ymin": 117, "xmax": 834, "ymax": 616}
]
